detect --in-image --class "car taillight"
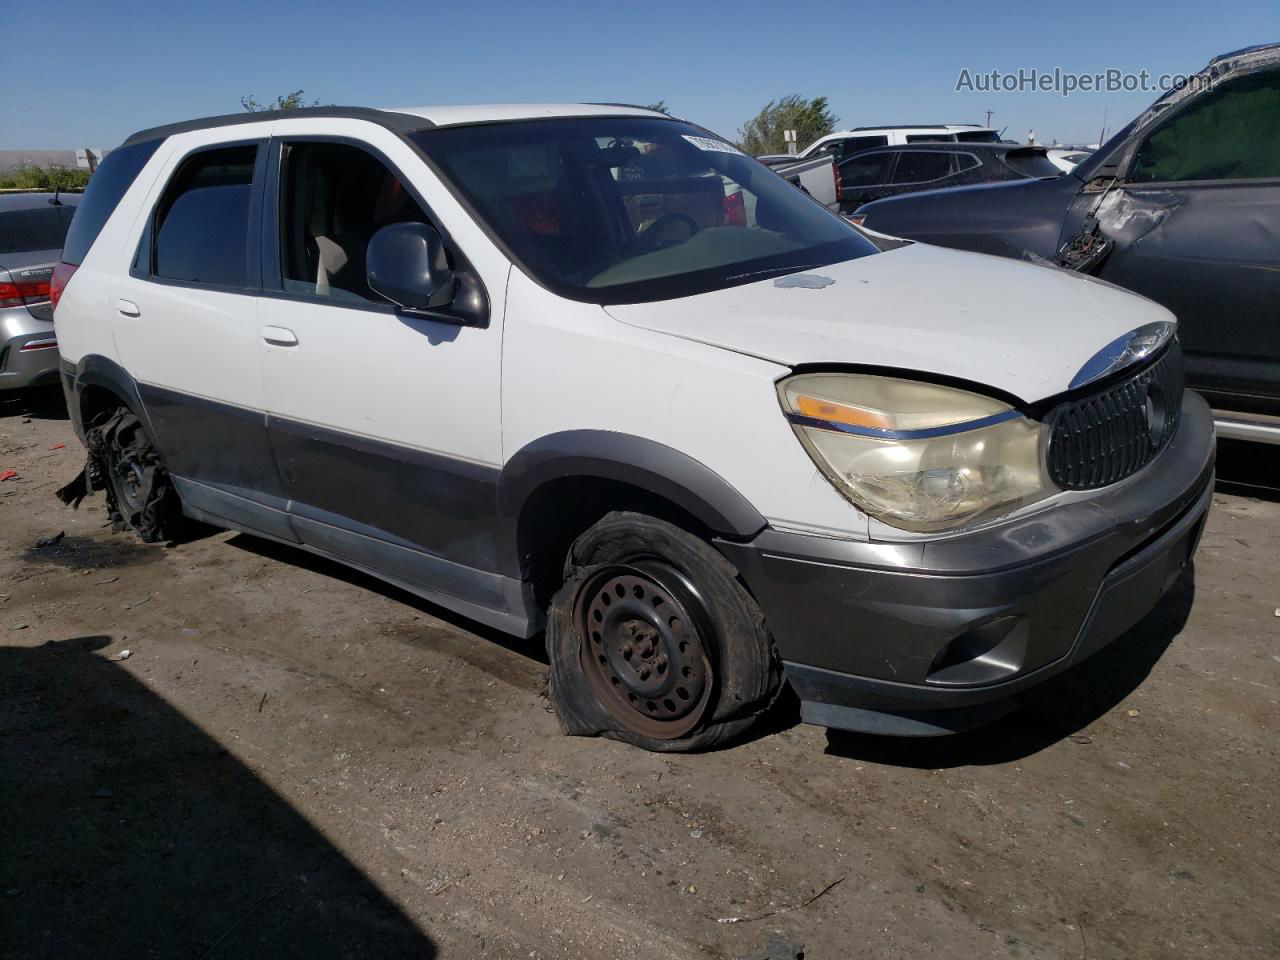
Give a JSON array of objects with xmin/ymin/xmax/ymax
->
[
  {"xmin": 848, "ymin": 214, "xmax": 867, "ymax": 226},
  {"xmin": 49, "ymin": 261, "xmax": 78, "ymax": 313},
  {"xmin": 0, "ymin": 279, "xmax": 52, "ymax": 308},
  {"xmin": 833, "ymin": 161, "xmax": 843, "ymax": 199},
  {"xmin": 723, "ymin": 190, "xmax": 747, "ymax": 227}
]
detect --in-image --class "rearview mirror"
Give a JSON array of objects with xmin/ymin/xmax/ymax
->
[{"xmin": 366, "ymin": 221, "xmax": 456, "ymax": 312}]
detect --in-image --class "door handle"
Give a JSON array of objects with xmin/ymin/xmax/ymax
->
[
  {"xmin": 117, "ymin": 299, "xmax": 141, "ymax": 318},
  {"xmin": 262, "ymin": 326, "xmax": 299, "ymax": 347}
]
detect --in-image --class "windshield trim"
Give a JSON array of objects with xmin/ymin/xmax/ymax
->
[{"xmin": 406, "ymin": 119, "xmax": 877, "ymax": 305}]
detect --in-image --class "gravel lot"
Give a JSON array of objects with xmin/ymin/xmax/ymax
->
[{"xmin": 2, "ymin": 387, "xmax": 1277, "ymax": 959}]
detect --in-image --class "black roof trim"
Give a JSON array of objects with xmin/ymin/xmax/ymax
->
[{"xmin": 122, "ymin": 106, "xmax": 433, "ymax": 147}]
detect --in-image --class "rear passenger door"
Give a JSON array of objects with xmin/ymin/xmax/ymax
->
[
  {"xmin": 255, "ymin": 128, "xmax": 508, "ymax": 594},
  {"xmin": 109, "ymin": 135, "xmax": 291, "ymax": 536}
]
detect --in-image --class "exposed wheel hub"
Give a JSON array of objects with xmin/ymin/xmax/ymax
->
[{"xmin": 575, "ymin": 563, "xmax": 714, "ymax": 739}]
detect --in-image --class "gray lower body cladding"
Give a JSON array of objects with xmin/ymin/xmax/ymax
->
[{"xmin": 717, "ymin": 390, "xmax": 1216, "ymax": 736}]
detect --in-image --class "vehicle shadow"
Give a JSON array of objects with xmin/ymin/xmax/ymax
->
[
  {"xmin": 0, "ymin": 384, "xmax": 69, "ymax": 421},
  {"xmin": 227, "ymin": 533, "xmax": 550, "ymax": 666},
  {"xmin": 0, "ymin": 635, "xmax": 438, "ymax": 959},
  {"xmin": 822, "ymin": 564, "xmax": 1197, "ymax": 768}
]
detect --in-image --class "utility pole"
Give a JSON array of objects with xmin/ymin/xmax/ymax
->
[{"xmin": 985, "ymin": 110, "xmax": 993, "ymax": 128}]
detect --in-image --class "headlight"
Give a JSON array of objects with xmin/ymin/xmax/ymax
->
[{"xmin": 778, "ymin": 373, "xmax": 1054, "ymax": 531}]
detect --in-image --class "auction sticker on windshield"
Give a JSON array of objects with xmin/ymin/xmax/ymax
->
[{"xmin": 681, "ymin": 135, "xmax": 745, "ymax": 155}]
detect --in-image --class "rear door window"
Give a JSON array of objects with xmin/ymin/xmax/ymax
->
[
  {"xmin": 840, "ymin": 151, "xmax": 895, "ymax": 187},
  {"xmin": 891, "ymin": 151, "xmax": 954, "ymax": 183},
  {"xmin": 1129, "ymin": 68, "xmax": 1280, "ymax": 183},
  {"xmin": 149, "ymin": 144, "xmax": 258, "ymax": 288}
]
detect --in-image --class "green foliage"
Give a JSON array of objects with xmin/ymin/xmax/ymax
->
[
  {"xmin": 644, "ymin": 100, "xmax": 672, "ymax": 116},
  {"xmin": 737, "ymin": 95, "xmax": 838, "ymax": 155},
  {"xmin": 0, "ymin": 165, "xmax": 91, "ymax": 191},
  {"xmin": 241, "ymin": 89, "xmax": 321, "ymax": 112}
]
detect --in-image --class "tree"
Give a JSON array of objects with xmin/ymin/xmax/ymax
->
[
  {"xmin": 240, "ymin": 89, "xmax": 320, "ymax": 112},
  {"xmin": 737, "ymin": 95, "xmax": 838, "ymax": 155},
  {"xmin": 644, "ymin": 100, "xmax": 672, "ymax": 116},
  {"xmin": 0, "ymin": 165, "xmax": 91, "ymax": 191}
]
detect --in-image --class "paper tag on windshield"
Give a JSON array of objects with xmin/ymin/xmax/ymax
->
[{"xmin": 682, "ymin": 135, "xmax": 745, "ymax": 156}]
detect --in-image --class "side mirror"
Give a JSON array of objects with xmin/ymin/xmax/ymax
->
[{"xmin": 366, "ymin": 222, "xmax": 456, "ymax": 312}]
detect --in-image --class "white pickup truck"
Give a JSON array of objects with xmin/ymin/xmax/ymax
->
[{"xmin": 757, "ymin": 152, "xmax": 840, "ymax": 210}]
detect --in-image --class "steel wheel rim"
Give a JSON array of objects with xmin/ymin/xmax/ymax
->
[
  {"xmin": 574, "ymin": 562, "xmax": 714, "ymax": 740},
  {"xmin": 111, "ymin": 451, "xmax": 146, "ymax": 515}
]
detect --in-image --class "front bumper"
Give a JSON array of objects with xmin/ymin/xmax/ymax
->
[
  {"xmin": 0, "ymin": 308, "xmax": 59, "ymax": 390},
  {"xmin": 717, "ymin": 390, "xmax": 1216, "ymax": 736}
]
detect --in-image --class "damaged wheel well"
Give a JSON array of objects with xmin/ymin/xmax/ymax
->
[
  {"xmin": 79, "ymin": 384, "xmax": 133, "ymax": 428},
  {"xmin": 518, "ymin": 477, "xmax": 715, "ymax": 610}
]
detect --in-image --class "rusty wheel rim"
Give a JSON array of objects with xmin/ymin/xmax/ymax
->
[{"xmin": 574, "ymin": 562, "xmax": 714, "ymax": 740}]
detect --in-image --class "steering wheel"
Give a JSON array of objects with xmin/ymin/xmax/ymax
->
[{"xmin": 636, "ymin": 212, "xmax": 701, "ymax": 249}]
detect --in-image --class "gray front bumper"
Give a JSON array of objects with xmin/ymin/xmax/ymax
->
[
  {"xmin": 0, "ymin": 307, "xmax": 59, "ymax": 389},
  {"xmin": 716, "ymin": 390, "xmax": 1216, "ymax": 736}
]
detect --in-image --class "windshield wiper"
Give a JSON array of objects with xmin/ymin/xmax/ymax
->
[{"xmin": 724, "ymin": 263, "xmax": 824, "ymax": 283}]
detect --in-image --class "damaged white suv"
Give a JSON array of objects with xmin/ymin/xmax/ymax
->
[{"xmin": 53, "ymin": 104, "xmax": 1214, "ymax": 750}]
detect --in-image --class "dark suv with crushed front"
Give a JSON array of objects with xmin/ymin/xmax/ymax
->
[{"xmin": 854, "ymin": 43, "xmax": 1280, "ymax": 444}]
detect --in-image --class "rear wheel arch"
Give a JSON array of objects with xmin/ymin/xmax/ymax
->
[{"xmin": 69, "ymin": 355, "xmax": 149, "ymax": 431}]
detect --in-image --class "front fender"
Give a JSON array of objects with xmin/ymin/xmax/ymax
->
[{"xmin": 497, "ymin": 430, "xmax": 767, "ymax": 576}]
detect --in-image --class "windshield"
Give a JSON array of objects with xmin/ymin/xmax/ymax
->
[{"xmin": 411, "ymin": 118, "xmax": 875, "ymax": 304}]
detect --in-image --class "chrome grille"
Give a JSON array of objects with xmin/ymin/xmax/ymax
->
[{"xmin": 1046, "ymin": 343, "xmax": 1184, "ymax": 490}]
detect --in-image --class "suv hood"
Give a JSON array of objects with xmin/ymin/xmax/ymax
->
[{"xmin": 605, "ymin": 243, "xmax": 1172, "ymax": 403}]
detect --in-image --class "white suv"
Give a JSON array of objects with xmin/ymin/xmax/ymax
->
[{"xmin": 53, "ymin": 104, "xmax": 1213, "ymax": 751}]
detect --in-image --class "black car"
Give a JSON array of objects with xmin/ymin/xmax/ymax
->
[
  {"xmin": 853, "ymin": 43, "xmax": 1280, "ymax": 441},
  {"xmin": 837, "ymin": 143, "xmax": 1061, "ymax": 213}
]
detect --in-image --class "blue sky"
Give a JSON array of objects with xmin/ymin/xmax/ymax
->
[{"xmin": 6, "ymin": 0, "xmax": 1276, "ymax": 149}]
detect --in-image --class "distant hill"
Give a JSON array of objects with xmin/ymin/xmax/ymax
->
[{"xmin": 0, "ymin": 150, "xmax": 81, "ymax": 173}]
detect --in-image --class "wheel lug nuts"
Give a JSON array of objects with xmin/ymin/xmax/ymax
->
[{"xmin": 638, "ymin": 667, "xmax": 650, "ymax": 680}]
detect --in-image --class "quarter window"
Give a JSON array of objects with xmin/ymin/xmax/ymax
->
[
  {"xmin": 839, "ymin": 151, "xmax": 895, "ymax": 187},
  {"xmin": 151, "ymin": 145, "xmax": 257, "ymax": 288},
  {"xmin": 278, "ymin": 142, "xmax": 432, "ymax": 303},
  {"xmin": 62, "ymin": 138, "xmax": 160, "ymax": 266},
  {"xmin": 1128, "ymin": 69, "xmax": 1280, "ymax": 183}
]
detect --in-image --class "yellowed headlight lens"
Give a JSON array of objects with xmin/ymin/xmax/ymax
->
[{"xmin": 779, "ymin": 373, "xmax": 1054, "ymax": 531}]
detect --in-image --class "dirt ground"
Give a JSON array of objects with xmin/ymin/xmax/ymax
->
[{"xmin": 1, "ymin": 386, "xmax": 1277, "ymax": 960}]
